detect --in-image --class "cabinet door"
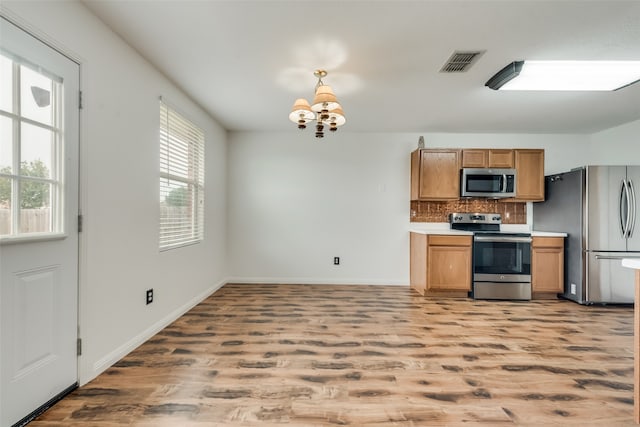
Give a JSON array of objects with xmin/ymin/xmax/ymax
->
[
  {"xmin": 532, "ymin": 237, "xmax": 564, "ymax": 293},
  {"xmin": 427, "ymin": 245, "xmax": 471, "ymax": 291},
  {"xmin": 427, "ymin": 235, "xmax": 472, "ymax": 291},
  {"xmin": 514, "ymin": 149, "xmax": 544, "ymax": 201},
  {"xmin": 417, "ymin": 149, "xmax": 461, "ymax": 200},
  {"xmin": 488, "ymin": 149, "xmax": 514, "ymax": 168},
  {"xmin": 410, "ymin": 233, "xmax": 427, "ymax": 295},
  {"xmin": 462, "ymin": 149, "xmax": 488, "ymax": 168}
]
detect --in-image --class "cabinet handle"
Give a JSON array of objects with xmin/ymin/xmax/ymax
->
[{"xmin": 474, "ymin": 236, "xmax": 532, "ymax": 243}]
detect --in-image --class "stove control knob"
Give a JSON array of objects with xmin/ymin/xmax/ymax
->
[{"xmin": 492, "ymin": 216, "xmax": 501, "ymax": 221}]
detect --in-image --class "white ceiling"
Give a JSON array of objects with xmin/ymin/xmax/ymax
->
[{"xmin": 82, "ymin": 0, "xmax": 640, "ymax": 134}]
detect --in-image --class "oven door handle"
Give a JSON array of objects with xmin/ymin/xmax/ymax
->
[{"xmin": 474, "ymin": 236, "xmax": 532, "ymax": 243}]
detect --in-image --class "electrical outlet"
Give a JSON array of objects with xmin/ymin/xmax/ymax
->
[
  {"xmin": 146, "ymin": 288, "xmax": 154, "ymax": 305},
  {"xmin": 334, "ymin": 257, "xmax": 340, "ymax": 265},
  {"xmin": 570, "ymin": 283, "xmax": 576, "ymax": 295}
]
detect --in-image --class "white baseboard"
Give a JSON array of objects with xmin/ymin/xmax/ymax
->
[
  {"xmin": 85, "ymin": 278, "xmax": 228, "ymax": 385},
  {"xmin": 225, "ymin": 277, "xmax": 409, "ymax": 286}
]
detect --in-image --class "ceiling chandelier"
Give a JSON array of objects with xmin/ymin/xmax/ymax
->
[{"xmin": 289, "ymin": 69, "xmax": 346, "ymax": 138}]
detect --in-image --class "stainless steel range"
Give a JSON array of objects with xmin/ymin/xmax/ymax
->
[{"xmin": 450, "ymin": 213, "xmax": 532, "ymax": 300}]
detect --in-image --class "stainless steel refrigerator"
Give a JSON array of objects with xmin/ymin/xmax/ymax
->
[{"xmin": 533, "ymin": 166, "xmax": 640, "ymax": 304}]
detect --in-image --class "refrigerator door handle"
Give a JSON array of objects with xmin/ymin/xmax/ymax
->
[
  {"xmin": 620, "ymin": 180, "xmax": 628, "ymax": 236},
  {"xmin": 625, "ymin": 179, "xmax": 632, "ymax": 238},
  {"xmin": 594, "ymin": 254, "xmax": 640, "ymax": 260},
  {"xmin": 629, "ymin": 179, "xmax": 636, "ymax": 238}
]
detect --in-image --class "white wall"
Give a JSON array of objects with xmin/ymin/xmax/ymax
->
[
  {"xmin": 1, "ymin": 2, "xmax": 228, "ymax": 385},
  {"xmin": 228, "ymin": 131, "xmax": 588, "ymax": 285},
  {"xmin": 589, "ymin": 119, "xmax": 640, "ymax": 163}
]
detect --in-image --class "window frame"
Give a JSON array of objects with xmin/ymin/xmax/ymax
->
[{"xmin": 158, "ymin": 99, "xmax": 205, "ymax": 251}]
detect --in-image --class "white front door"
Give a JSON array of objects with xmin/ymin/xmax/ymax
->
[{"xmin": 0, "ymin": 16, "xmax": 80, "ymax": 426}]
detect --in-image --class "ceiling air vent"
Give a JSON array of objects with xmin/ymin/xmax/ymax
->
[{"xmin": 440, "ymin": 51, "xmax": 485, "ymax": 73}]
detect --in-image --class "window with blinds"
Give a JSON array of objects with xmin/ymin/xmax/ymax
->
[{"xmin": 159, "ymin": 100, "xmax": 205, "ymax": 250}]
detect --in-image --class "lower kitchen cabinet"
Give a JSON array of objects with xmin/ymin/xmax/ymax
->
[
  {"xmin": 531, "ymin": 236, "xmax": 564, "ymax": 297},
  {"xmin": 410, "ymin": 233, "xmax": 472, "ymax": 296}
]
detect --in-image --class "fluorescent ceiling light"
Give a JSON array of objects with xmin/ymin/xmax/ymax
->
[{"xmin": 485, "ymin": 60, "xmax": 640, "ymax": 91}]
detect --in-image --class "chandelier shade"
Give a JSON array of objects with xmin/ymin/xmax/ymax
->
[
  {"xmin": 311, "ymin": 85, "xmax": 341, "ymax": 112},
  {"xmin": 289, "ymin": 98, "xmax": 315, "ymax": 128},
  {"xmin": 289, "ymin": 70, "xmax": 346, "ymax": 138},
  {"xmin": 325, "ymin": 108, "xmax": 346, "ymax": 130}
]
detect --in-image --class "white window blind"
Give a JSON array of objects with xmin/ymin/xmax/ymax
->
[{"xmin": 159, "ymin": 100, "xmax": 205, "ymax": 250}]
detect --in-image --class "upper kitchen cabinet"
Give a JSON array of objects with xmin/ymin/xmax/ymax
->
[
  {"xmin": 462, "ymin": 149, "xmax": 514, "ymax": 168},
  {"xmin": 462, "ymin": 149, "xmax": 488, "ymax": 168},
  {"xmin": 489, "ymin": 149, "xmax": 515, "ymax": 168},
  {"xmin": 411, "ymin": 149, "xmax": 461, "ymax": 200},
  {"xmin": 513, "ymin": 149, "xmax": 545, "ymax": 201}
]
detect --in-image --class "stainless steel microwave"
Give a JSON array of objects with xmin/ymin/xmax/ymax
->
[{"xmin": 461, "ymin": 168, "xmax": 516, "ymax": 198}]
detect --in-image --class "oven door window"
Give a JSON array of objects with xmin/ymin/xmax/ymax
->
[{"xmin": 474, "ymin": 241, "xmax": 531, "ymax": 275}]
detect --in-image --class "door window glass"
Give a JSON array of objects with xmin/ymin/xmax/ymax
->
[
  {"xmin": 0, "ymin": 52, "xmax": 62, "ymax": 237},
  {"xmin": 20, "ymin": 64, "xmax": 53, "ymax": 126},
  {"xmin": 0, "ymin": 115, "xmax": 12, "ymax": 171},
  {"xmin": 20, "ymin": 123, "xmax": 53, "ymax": 178},
  {"xmin": 0, "ymin": 55, "xmax": 12, "ymax": 113}
]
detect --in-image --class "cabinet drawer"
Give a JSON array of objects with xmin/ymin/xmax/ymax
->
[
  {"xmin": 532, "ymin": 237, "xmax": 564, "ymax": 248},
  {"xmin": 428, "ymin": 235, "xmax": 472, "ymax": 247}
]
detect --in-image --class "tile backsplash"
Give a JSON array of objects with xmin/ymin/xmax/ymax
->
[{"xmin": 410, "ymin": 200, "xmax": 527, "ymax": 224}]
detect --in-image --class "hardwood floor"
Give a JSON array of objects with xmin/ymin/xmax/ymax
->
[{"xmin": 31, "ymin": 283, "xmax": 635, "ymax": 426}]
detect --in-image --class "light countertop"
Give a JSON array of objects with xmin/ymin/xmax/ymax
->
[
  {"xmin": 622, "ymin": 259, "xmax": 640, "ymax": 270},
  {"xmin": 409, "ymin": 228, "xmax": 473, "ymax": 236},
  {"xmin": 409, "ymin": 223, "xmax": 567, "ymax": 237},
  {"xmin": 530, "ymin": 231, "xmax": 568, "ymax": 237}
]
